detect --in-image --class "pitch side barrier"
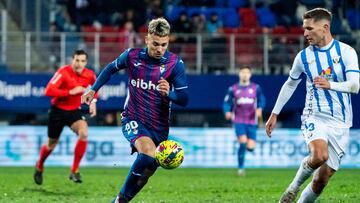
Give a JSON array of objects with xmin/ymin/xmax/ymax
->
[{"xmin": 1, "ymin": 126, "xmax": 360, "ymax": 168}]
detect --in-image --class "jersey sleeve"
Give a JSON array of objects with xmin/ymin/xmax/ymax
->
[
  {"xmin": 288, "ymin": 52, "xmax": 305, "ymax": 80},
  {"xmin": 44, "ymin": 70, "xmax": 69, "ymax": 97},
  {"xmin": 167, "ymin": 58, "xmax": 189, "ymax": 106},
  {"xmin": 329, "ymin": 46, "xmax": 360, "ymax": 93},
  {"xmin": 256, "ymin": 84, "xmax": 266, "ymax": 109},
  {"xmin": 223, "ymin": 86, "xmax": 234, "ymax": 114},
  {"xmin": 342, "ymin": 46, "xmax": 359, "ymax": 72},
  {"xmin": 91, "ymin": 49, "xmax": 130, "ymax": 92}
]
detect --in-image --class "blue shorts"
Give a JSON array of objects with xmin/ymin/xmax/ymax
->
[
  {"xmin": 234, "ymin": 123, "xmax": 257, "ymax": 141},
  {"xmin": 121, "ymin": 118, "xmax": 168, "ymax": 147}
]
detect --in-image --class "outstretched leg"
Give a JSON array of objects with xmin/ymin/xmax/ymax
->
[
  {"xmin": 116, "ymin": 136, "xmax": 158, "ymax": 202},
  {"xmin": 297, "ymin": 163, "xmax": 335, "ymax": 203},
  {"xmin": 34, "ymin": 138, "xmax": 58, "ymax": 185},
  {"xmin": 69, "ymin": 120, "xmax": 88, "ymax": 183}
]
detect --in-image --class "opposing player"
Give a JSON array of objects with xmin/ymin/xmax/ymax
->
[
  {"xmin": 265, "ymin": 8, "xmax": 359, "ymax": 202},
  {"xmin": 223, "ymin": 66, "xmax": 265, "ymax": 176},
  {"xmin": 81, "ymin": 17, "xmax": 188, "ymax": 203},
  {"xmin": 34, "ymin": 49, "xmax": 98, "ymax": 185}
]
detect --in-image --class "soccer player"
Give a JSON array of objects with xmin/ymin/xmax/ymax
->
[
  {"xmin": 265, "ymin": 8, "xmax": 359, "ymax": 202},
  {"xmin": 223, "ymin": 66, "xmax": 265, "ymax": 176},
  {"xmin": 34, "ymin": 49, "xmax": 98, "ymax": 185},
  {"xmin": 81, "ymin": 17, "xmax": 188, "ymax": 203}
]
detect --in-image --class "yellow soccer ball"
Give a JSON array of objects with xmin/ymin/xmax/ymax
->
[{"xmin": 155, "ymin": 140, "xmax": 184, "ymax": 169}]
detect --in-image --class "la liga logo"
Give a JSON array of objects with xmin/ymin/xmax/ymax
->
[{"xmin": 5, "ymin": 133, "xmax": 31, "ymax": 161}]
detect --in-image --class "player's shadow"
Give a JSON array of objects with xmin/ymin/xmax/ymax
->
[{"xmin": 22, "ymin": 187, "xmax": 76, "ymax": 196}]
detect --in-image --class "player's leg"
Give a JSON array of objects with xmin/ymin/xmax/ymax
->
[
  {"xmin": 246, "ymin": 124, "xmax": 257, "ymax": 152},
  {"xmin": 118, "ymin": 136, "xmax": 158, "ymax": 202},
  {"xmin": 297, "ymin": 163, "xmax": 335, "ymax": 203},
  {"xmin": 235, "ymin": 123, "xmax": 247, "ymax": 175},
  {"xmin": 298, "ymin": 127, "xmax": 348, "ymax": 202},
  {"xmin": 280, "ymin": 119, "xmax": 328, "ymax": 202},
  {"xmin": 34, "ymin": 108, "xmax": 64, "ymax": 185},
  {"xmin": 69, "ymin": 119, "xmax": 88, "ymax": 183}
]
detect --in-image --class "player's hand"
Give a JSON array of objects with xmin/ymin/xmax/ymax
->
[
  {"xmin": 81, "ymin": 89, "xmax": 95, "ymax": 105},
  {"xmin": 89, "ymin": 102, "xmax": 97, "ymax": 117},
  {"xmin": 225, "ymin": 112, "xmax": 232, "ymax": 120},
  {"xmin": 256, "ymin": 109, "xmax": 262, "ymax": 118},
  {"xmin": 69, "ymin": 86, "xmax": 86, "ymax": 95},
  {"xmin": 313, "ymin": 76, "xmax": 330, "ymax": 89},
  {"xmin": 265, "ymin": 113, "xmax": 278, "ymax": 137},
  {"xmin": 158, "ymin": 77, "xmax": 170, "ymax": 96}
]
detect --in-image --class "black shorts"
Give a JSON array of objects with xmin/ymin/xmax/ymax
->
[{"xmin": 48, "ymin": 106, "xmax": 85, "ymax": 139}]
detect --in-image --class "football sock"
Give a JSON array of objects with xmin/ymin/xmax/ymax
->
[
  {"xmin": 238, "ymin": 143, "xmax": 247, "ymax": 169},
  {"xmin": 297, "ymin": 182, "xmax": 319, "ymax": 203},
  {"xmin": 120, "ymin": 153, "xmax": 155, "ymax": 201},
  {"xmin": 71, "ymin": 139, "xmax": 87, "ymax": 173},
  {"xmin": 36, "ymin": 144, "xmax": 52, "ymax": 171},
  {"xmin": 128, "ymin": 159, "xmax": 159, "ymax": 201},
  {"xmin": 290, "ymin": 156, "xmax": 314, "ymax": 189}
]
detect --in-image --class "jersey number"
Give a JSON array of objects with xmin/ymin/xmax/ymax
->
[
  {"xmin": 305, "ymin": 122, "xmax": 315, "ymax": 131},
  {"xmin": 124, "ymin": 121, "xmax": 139, "ymax": 135}
]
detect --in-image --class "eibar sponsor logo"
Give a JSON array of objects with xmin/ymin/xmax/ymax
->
[
  {"xmin": 236, "ymin": 97, "xmax": 254, "ymax": 105},
  {"xmin": 130, "ymin": 78, "xmax": 160, "ymax": 91}
]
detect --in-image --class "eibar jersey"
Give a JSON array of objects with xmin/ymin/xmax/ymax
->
[
  {"xmin": 113, "ymin": 48, "xmax": 188, "ymax": 133},
  {"xmin": 290, "ymin": 39, "xmax": 359, "ymax": 128},
  {"xmin": 223, "ymin": 82, "xmax": 266, "ymax": 125}
]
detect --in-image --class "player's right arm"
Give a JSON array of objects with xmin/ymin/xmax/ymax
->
[
  {"xmin": 265, "ymin": 52, "xmax": 304, "ymax": 137},
  {"xmin": 45, "ymin": 70, "xmax": 85, "ymax": 97},
  {"xmin": 223, "ymin": 86, "xmax": 234, "ymax": 121},
  {"xmin": 82, "ymin": 49, "xmax": 130, "ymax": 105}
]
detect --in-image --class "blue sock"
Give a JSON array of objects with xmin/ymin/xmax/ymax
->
[
  {"xmin": 119, "ymin": 153, "xmax": 155, "ymax": 201},
  {"xmin": 128, "ymin": 159, "xmax": 159, "ymax": 200},
  {"xmin": 238, "ymin": 143, "xmax": 247, "ymax": 169}
]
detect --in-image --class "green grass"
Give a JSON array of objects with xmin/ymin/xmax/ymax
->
[{"xmin": 0, "ymin": 167, "xmax": 359, "ymax": 203}]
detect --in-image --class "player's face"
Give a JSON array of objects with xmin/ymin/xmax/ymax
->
[
  {"xmin": 72, "ymin": 54, "xmax": 87, "ymax": 74},
  {"xmin": 303, "ymin": 18, "xmax": 328, "ymax": 46},
  {"xmin": 239, "ymin": 68, "xmax": 251, "ymax": 83},
  {"xmin": 145, "ymin": 34, "xmax": 169, "ymax": 59}
]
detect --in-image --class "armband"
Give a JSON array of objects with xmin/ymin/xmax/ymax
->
[{"xmin": 91, "ymin": 98, "xmax": 97, "ymax": 104}]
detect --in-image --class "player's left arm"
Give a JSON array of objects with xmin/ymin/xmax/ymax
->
[
  {"xmin": 314, "ymin": 47, "xmax": 360, "ymax": 93},
  {"xmin": 164, "ymin": 58, "xmax": 189, "ymax": 107},
  {"xmin": 256, "ymin": 84, "xmax": 266, "ymax": 118}
]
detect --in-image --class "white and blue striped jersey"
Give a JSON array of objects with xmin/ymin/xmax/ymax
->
[{"xmin": 274, "ymin": 39, "xmax": 360, "ymax": 128}]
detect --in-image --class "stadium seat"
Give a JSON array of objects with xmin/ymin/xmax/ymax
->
[
  {"xmin": 272, "ymin": 26, "xmax": 288, "ymax": 35},
  {"xmin": 289, "ymin": 26, "xmax": 304, "ymax": 35},
  {"xmin": 222, "ymin": 8, "xmax": 240, "ymax": 28},
  {"xmin": 256, "ymin": 7, "xmax": 277, "ymax": 28},
  {"xmin": 346, "ymin": 9, "xmax": 360, "ymax": 30},
  {"xmin": 239, "ymin": 8, "xmax": 257, "ymax": 28},
  {"xmin": 166, "ymin": 6, "xmax": 186, "ymax": 23}
]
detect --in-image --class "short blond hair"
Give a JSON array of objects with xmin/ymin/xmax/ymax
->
[{"xmin": 148, "ymin": 17, "xmax": 171, "ymax": 37}]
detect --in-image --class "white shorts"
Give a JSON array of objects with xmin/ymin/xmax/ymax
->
[{"xmin": 301, "ymin": 118, "xmax": 349, "ymax": 171}]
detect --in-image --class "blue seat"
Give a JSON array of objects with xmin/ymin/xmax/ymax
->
[
  {"xmin": 256, "ymin": 7, "xmax": 277, "ymax": 28},
  {"xmin": 166, "ymin": 6, "xmax": 186, "ymax": 23},
  {"xmin": 222, "ymin": 8, "xmax": 240, "ymax": 28},
  {"xmin": 346, "ymin": 9, "xmax": 360, "ymax": 30}
]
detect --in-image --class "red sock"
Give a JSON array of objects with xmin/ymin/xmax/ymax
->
[
  {"xmin": 71, "ymin": 139, "xmax": 87, "ymax": 173},
  {"xmin": 36, "ymin": 144, "xmax": 52, "ymax": 172}
]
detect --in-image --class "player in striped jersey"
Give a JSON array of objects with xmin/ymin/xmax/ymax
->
[
  {"xmin": 82, "ymin": 18, "xmax": 188, "ymax": 203},
  {"xmin": 223, "ymin": 66, "xmax": 266, "ymax": 176},
  {"xmin": 266, "ymin": 8, "xmax": 359, "ymax": 203}
]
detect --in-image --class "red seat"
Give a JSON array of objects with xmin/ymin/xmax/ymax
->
[
  {"xmin": 239, "ymin": 8, "xmax": 258, "ymax": 28},
  {"xmin": 272, "ymin": 26, "xmax": 288, "ymax": 35}
]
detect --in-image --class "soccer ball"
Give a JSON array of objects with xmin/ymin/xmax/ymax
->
[{"xmin": 155, "ymin": 140, "xmax": 184, "ymax": 169}]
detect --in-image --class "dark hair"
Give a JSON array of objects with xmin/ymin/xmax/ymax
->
[
  {"xmin": 72, "ymin": 49, "xmax": 88, "ymax": 59},
  {"xmin": 303, "ymin": 8, "xmax": 332, "ymax": 23}
]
